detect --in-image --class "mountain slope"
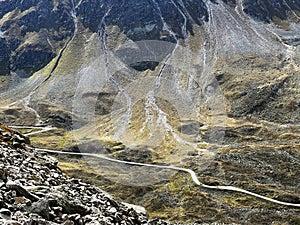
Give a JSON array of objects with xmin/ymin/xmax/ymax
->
[
  {"xmin": 0, "ymin": 0, "xmax": 299, "ymax": 77},
  {"xmin": 0, "ymin": 0, "xmax": 299, "ymax": 223},
  {"xmin": 0, "ymin": 123, "xmax": 155, "ymax": 224}
]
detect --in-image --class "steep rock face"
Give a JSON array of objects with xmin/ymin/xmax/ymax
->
[
  {"xmin": 243, "ymin": 0, "xmax": 300, "ymax": 22},
  {"xmin": 0, "ymin": 0, "xmax": 299, "ymax": 77},
  {"xmin": 0, "ymin": 0, "xmax": 298, "ymax": 127},
  {"xmin": 0, "ymin": 38, "xmax": 10, "ymax": 75},
  {"xmin": 77, "ymin": 0, "xmax": 209, "ymax": 41},
  {"xmin": 0, "ymin": 0, "xmax": 298, "ymax": 126},
  {"xmin": 77, "ymin": 0, "xmax": 300, "ymax": 41},
  {"xmin": 11, "ymin": 42, "xmax": 56, "ymax": 77},
  {"xmin": 0, "ymin": 0, "xmax": 74, "ymax": 77}
]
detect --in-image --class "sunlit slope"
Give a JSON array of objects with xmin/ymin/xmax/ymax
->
[{"xmin": 0, "ymin": 0, "xmax": 299, "ymax": 148}]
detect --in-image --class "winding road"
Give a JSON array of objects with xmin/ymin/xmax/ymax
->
[
  {"xmin": 32, "ymin": 147, "xmax": 300, "ymax": 208},
  {"xmin": 12, "ymin": 118, "xmax": 300, "ymax": 209},
  {"xmin": 10, "ymin": 126, "xmax": 54, "ymax": 137}
]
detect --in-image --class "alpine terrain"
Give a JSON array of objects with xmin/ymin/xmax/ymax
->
[{"xmin": 0, "ymin": 0, "xmax": 299, "ymax": 224}]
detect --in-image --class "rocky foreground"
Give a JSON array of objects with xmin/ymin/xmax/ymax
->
[
  {"xmin": 0, "ymin": 123, "xmax": 176, "ymax": 225},
  {"xmin": 0, "ymin": 122, "xmax": 221, "ymax": 225}
]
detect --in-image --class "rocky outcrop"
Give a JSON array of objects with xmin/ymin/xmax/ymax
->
[
  {"xmin": 0, "ymin": 123, "xmax": 220, "ymax": 224},
  {"xmin": 0, "ymin": 123, "xmax": 153, "ymax": 224},
  {"xmin": 78, "ymin": 0, "xmax": 300, "ymax": 42},
  {"xmin": 0, "ymin": 122, "xmax": 30, "ymax": 147},
  {"xmin": 0, "ymin": 0, "xmax": 74, "ymax": 77},
  {"xmin": 77, "ymin": 0, "xmax": 206, "ymax": 41},
  {"xmin": 1, "ymin": 0, "xmax": 299, "ymax": 77},
  {"xmin": 0, "ymin": 38, "xmax": 10, "ymax": 76},
  {"xmin": 243, "ymin": 0, "xmax": 300, "ymax": 23}
]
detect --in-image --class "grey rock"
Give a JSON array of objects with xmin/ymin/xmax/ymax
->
[
  {"xmin": 0, "ymin": 118, "xmax": 156, "ymax": 224},
  {"xmin": 0, "ymin": 219, "xmax": 22, "ymax": 225},
  {"xmin": 28, "ymin": 199, "xmax": 50, "ymax": 220},
  {"xmin": 0, "ymin": 208, "xmax": 11, "ymax": 219},
  {"xmin": 68, "ymin": 213, "xmax": 81, "ymax": 221},
  {"xmin": 63, "ymin": 220, "xmax": 75, "ymax": 225}
]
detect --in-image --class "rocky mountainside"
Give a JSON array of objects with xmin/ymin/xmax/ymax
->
[
  {"xmin": 0, "ymin": 0, "xmax": 74, "ymax": 77},
  {"xmin": 0, "ymin": 0, "xmax": 299, "ymax": 224},
  {"xmin": 0, "ymin": 0, "xmax": 299, "ymax": 77},
  {"xmin": 0, "ymin": 122, "xmax": 181, "ymax": 224},
  {"xmin": 0, "ymin": 122, "xmax": 146, "ymax": 224},
  {"xmin": 2, "ymin": 122, "xmax": 261, "ymax": 225}
]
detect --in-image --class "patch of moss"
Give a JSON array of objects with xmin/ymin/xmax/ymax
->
[
  {"xmin": 272, "ymin": 16, "xmax": 291, "ymax": 31},
  {"xmin": 29, "ymin": 129, "xmax": 69, "ymax": 150},
  {"xmin": 0, "ymin": 75, "xmax": 10, "ymax": 90}
]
